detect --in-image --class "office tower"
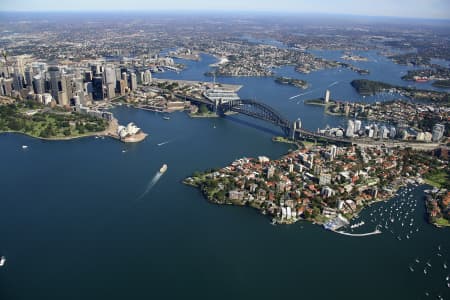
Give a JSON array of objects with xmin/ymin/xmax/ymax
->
[
  {"xmin": 48, "ymin": 66, "xmax": 62, "ymax": 102},
  {"xmin": 121, "ymin": 72, "xmax": 128, "ymax": 88},
  {"xmin": 130, "ymin": 73, "xmax": 137, "ymax": 91},
  {"xmin": 104, "ymin": 66, "xmax": 116, "ymax": 99},
  {"xmin": 2, "ymin": 78, "xmax": 13, "ymax": 96},
  {"xmin": 92, "ymin": 76, "xmax": 104, "ymax": 101},
  {"xmin": 12, "ymin": 70, "xmax": 24, "ymax": 91},
  {"xmin": 84, "ymin": 71, "xmax": 93, "ymax": 82},
  {"xmin": 32, "ymin": 75, "xmax": 44, "ymax": 94}
]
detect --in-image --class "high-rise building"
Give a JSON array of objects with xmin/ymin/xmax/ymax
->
[
  {"xmin": 2, "ymin": 78, "xmax": 13, "ymax": 96},
  {"xmin": 130, "ymin": 73, "xmax": 137, "ymax": 91},
  {"xmin": 389, "ymin": 127, "xmax": 397, "ymax": 139},
  {"xmin": 92, "ymin": 76, "xmax": 104, "ymax": 101},
  {"xmin": 380, "ymin": 126, "xmax": 389, "ymax": 139},
  {"xmin": 330, "ymin": 145, "xmax": 337, "ymax": 159},
  {"xmin": 121, "ymin": 72, "xmax": 128, "ymax": 88},
  {"xmin": 48, "ymin": 66, "xmax": 62, "ymax": 102},
  {"xmin": 346, "ymin": 120, "xmax": 354, "ymax": 137},
  {"xmin": 32, "ymin": 75, "xmax": 44, "ymax": 94},
  {"xmin": 142, "ymin": 70, "xmax": 152, "ymax": 84},
  {"xmin": 432, "ymin": 124, "xmax": 445, "ymax": 142},
  {"xmin": 354, "ymin": 120, "xmax": 362, "ymax": 133},
  {"xmin": 324, "ymin": 89, "xmax": 330, "ymax": 103}
]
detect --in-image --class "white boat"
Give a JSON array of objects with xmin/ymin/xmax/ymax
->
[
  {"xmin": 21, "ymin": 145, "xmax": 28, "ymax": 149},
  {"xmin": 0, "ymin": 256, "xmax": 5, "ymax": 267},
  {"xmin": 444, "ymin": 263, "xmax": 447, "ymax": 269},
  {"xmin": 160, "ymin": 164, "xmax": 167, "ymax": 174},
  {"xmin": 163, "ymin": 116, "xmax": 170, "ymax": 120},
  {"xmin": 424, "ymin": 268, "xmax": 427, "ymax": 275}
]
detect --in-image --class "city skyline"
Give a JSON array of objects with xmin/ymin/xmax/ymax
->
[{"xmin": 1, "ymin": 0, "xmax": 450, "ymax": 20}]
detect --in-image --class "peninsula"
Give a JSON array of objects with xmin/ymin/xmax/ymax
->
[
  {"xmin": 351, "ymin": 79, "xmax": 450, "ymax": 102},
  {"xmin": 184, "ymin": 144, "xmax": 446, "ymax": 226}
]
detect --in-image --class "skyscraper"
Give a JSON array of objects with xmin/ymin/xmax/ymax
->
[
  {"xmin": 130, "ymin": 73, "xmax": 137, "ymax": 91},
  {"xmin": 346, "ymin": 120, "xmax": 354, "ymax": 137},
  {"xmin": 48, "ymin": 66, "xmax": 62, "ymax": 103},
  {"xmin": 92, "ymin": 76, "xmax": 104, "ymax": 101}
]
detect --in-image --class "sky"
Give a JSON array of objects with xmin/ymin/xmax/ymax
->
[{"xmin": 1, "ymin": 0, "xmax": 449, "ymax": 20}]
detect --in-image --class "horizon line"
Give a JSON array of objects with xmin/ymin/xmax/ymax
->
[{"xmin": 0, "ymin": 10, "xmax": 449, "ymax": 21}]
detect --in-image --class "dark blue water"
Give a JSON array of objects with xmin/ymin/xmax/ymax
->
[{"xmin": 1, "ymin": 53, "xmax": 449, "ymax": 300}]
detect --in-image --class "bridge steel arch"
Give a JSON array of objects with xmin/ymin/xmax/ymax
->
[{"xmin": 218, "ymin": 99, "xmax": 292, "ymax": 136}]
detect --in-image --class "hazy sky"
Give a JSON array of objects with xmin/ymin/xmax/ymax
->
[{"xmin": 1, "ymin": 0, "xmax": 449, "ymax": 19}]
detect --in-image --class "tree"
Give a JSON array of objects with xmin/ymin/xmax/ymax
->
[
  {"xmin": 199, "ymin": 104, "xmax": 209, "ymax": 114},
  {"xmin": 63, "ymin": 128, "xmax": 71, "ymax": 136}
]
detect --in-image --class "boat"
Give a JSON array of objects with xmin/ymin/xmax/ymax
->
[
  {"xmin": 21, "ymin": 145, "xmax": 28, "ymax": 149},
  {"xmin": 160, "ymin": 164, "xmax": 168, "ymax": 174},
  {"xmin": 444, "ymin": 263, "xmax": 447, "ymax": 269},
  {"xmin": 426, "ymin": 261, "xmax": 432, "ymax": 268},
  {"xmin": 163, "ymin": 116, "xmax": 170, "ymax": 120},
  {"xmin": 415, "ymin": 258, "xmax": 420, "ymax": 263},
  {"xmin": 409, "ymin": 266, "xmax": 414, "ymax": 272},
  {"xmin": 424, "ymin": 268, "xmax": 427, "ymax": 275},
  {"xmin": 271, "ymin": 218, "xmax": 277, "ymax": 226},
  {"xmin": 0, "ymin": 256, "xmax": 5, "ymax": 267}
]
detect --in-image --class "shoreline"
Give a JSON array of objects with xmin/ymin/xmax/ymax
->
[{"xmin": 0, "ymin": 130, "xmax": 111, "ymax": 142}]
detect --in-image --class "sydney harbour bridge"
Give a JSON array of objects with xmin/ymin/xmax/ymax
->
[{"xmin": 174, "ymin": 93, "xmax": 353, "ymax": 144}]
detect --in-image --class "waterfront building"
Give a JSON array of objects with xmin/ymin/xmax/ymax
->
[
  {"xmin": 143, "ymin": 70, "xmax": 152, "ymax": 84},
  {"xmin": 389, "ymin": 127, "xmax": 396, "ymax": 139},
  {"xmin": 354, "ymin": 120, "xmax": 361, "ymax": 133},
  {"xmin": 432, "ymin": 124, "xmax": 445, "ymax": 142},
  {"xmin": 380, "ymin": 126, "xmax": 389, "ymax": 139},
  {"xmin": 346, "ymin": 120, "xmax": 354, "ymax": 137}
]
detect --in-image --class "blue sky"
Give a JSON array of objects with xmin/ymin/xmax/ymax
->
[{"xmin": 1, "ymin": 0, "xmax": 449, "ymax": 19}]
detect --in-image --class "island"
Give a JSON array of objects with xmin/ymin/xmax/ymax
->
[
  {"xmin": 274, "ymin": 76, "xmax": 308, "ymax": 89},
  {"xmin": 184, "ymin": 144, "xmax": 446, "ymax": 227}
]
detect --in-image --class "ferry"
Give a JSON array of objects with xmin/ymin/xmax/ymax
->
[
  {"xmin": 0, "ymin": 256, "xmax": 5, "ymax": 267},
  {"xmin": 160, "ymin": 164, "xmax": 168, "ymax": 174}
]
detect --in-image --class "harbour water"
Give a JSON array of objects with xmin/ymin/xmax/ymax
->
[{"xmin": 0, "ymin": 52, "xmax": 449, "ymax": 300}]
